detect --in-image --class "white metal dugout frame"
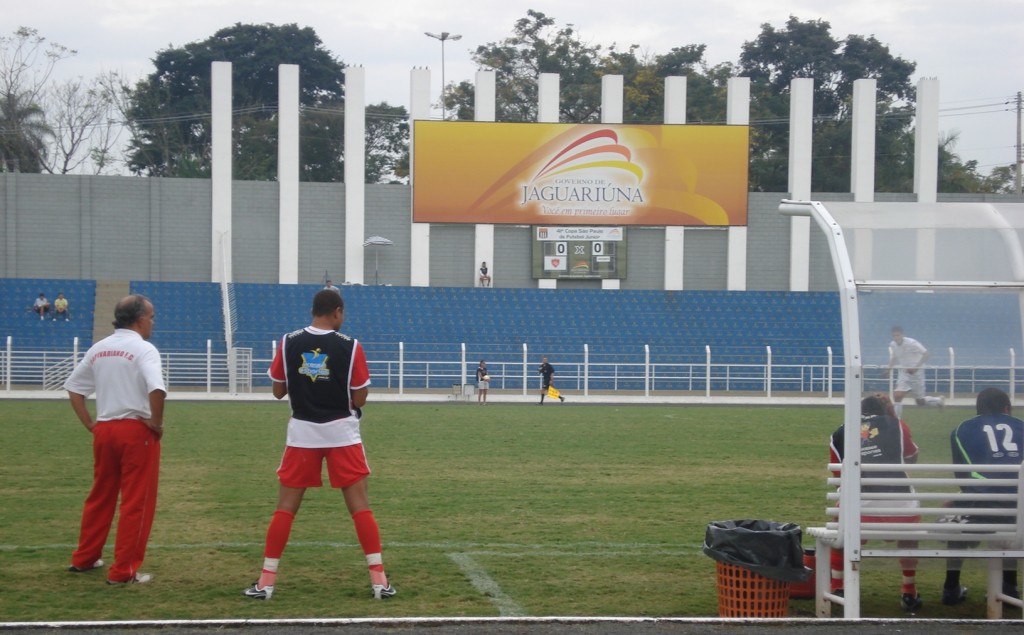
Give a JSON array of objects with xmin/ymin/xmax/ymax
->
[{"xmin": 780, "ymin": 200, "xmax": 1024, "ymax": 618}]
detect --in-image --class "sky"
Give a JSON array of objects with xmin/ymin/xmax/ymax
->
[{"xmin": 5, "ymin": 0, "xmax": 1022, "ymax": 174}]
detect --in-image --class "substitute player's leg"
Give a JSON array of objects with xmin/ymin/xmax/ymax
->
[
  {"xmin": 343, "ymin": 478, "xmax": 395, "ymax": 598},
  {"xmin": 246, "ymin": 485, "xmax": 305, "ymax": 600}
]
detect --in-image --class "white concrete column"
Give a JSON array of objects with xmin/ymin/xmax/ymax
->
[
  {"xmin": 788, "ymin": 78, "xmax": 813, "ymax": 292},
  {"xmin": 538, "ymin": 73, "xmax": 559, "ymax": 289},
  {"xmin": 601, "ymin": 75, "xmax": 624, "ymax": 290},
  {"xmin": 663, "ymin": 76, "xmax": 686, "ymax": 291},
  {"xmin": 601, "ymin": 74, "xmax": 624, "ymax": 124},
  {"xmin": 211, "ymin": 61, "xmax": 232, "ymax": 283},
  {"xmin": 277, "ymin": 64, "xmax": 300, "ymax": 284},
  {"xmin": 914, "ymin": 78, "xmax": 940, "ymax": 280},
  {"xmin": 344, "ymin": 66, "xmax": 366, "ymax": 285},
  {"xmin": 474, "ymin": 70, "xmax": 496, "ymax": 287},
  {"xmin": 914, "ymin": 78, "xmax": 940, "ymax": 204},
  {"xmin": 726, "ymin": 77, "xmax": 751, "ymax": 291},
  {"xmin": 410, "ymin": 68, "xmax": 432, "ymax": 287},
  {"xmin": 664, "ymin": 76, "xmax": 687, "ymax": 124},
  {"xmin": 851, "ymin": 78, "xmax": 877, "ymax": 280},
  {"xmin": 538, "ymin": 73, "xmax": 560, "ymax": 124},
  {"xmin": 851, "ymin": 79, "xmax": 876, "ymax": 202}
]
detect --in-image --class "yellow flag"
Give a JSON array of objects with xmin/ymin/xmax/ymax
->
[{"xmin": 547, "ymin": 385, "xmax": 561, "ymax": 399}]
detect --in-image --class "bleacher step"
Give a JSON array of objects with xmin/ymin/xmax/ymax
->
[{"xmin": 93, "ymin": 280, "xmax": 130, "ymax": 341}]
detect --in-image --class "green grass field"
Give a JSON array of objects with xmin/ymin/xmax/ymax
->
[{"xmin": 0, "ymin": 399, "xmax": 1005, "ymax": 622}]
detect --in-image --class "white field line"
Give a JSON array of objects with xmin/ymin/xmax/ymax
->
[
  {"xmin": 4, "ymin": 539, "xmax": 702, "ymax": 619},
  {"xmin": 0, "ymin": 541, "xmax": 705, "ymax": 552},
  {"xmin": 447, "ymin": 552, "xmax": 527, "ymax": 617}
]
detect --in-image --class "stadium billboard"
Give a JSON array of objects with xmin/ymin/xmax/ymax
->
[{"xmin": 412, "ymin": 121, "xmax": 748, "ymax": 226}]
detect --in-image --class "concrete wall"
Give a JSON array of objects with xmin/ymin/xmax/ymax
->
[{"xmin": 2, "ymin": 171, "xmax": 1020, "ymax": 291}]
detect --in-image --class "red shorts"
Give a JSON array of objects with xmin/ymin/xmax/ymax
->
[{"xmin": 276, "ymin": 444, "xmax": 370, "ymax": 489}]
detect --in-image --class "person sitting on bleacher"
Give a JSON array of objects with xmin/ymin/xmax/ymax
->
[
  {"xmin": 53, "ymin": 292, "xmax": 70, "ymax": 321},
  {"xmin": 31, "ymin": 293, "xmax": 51, "ymax": 320},
  {"xmin": 478, "ymin": 262, "xmax": 491, "ymax": 287}
]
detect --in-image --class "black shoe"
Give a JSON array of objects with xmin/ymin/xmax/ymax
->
[
  {"xmin": 942, "ymin": 585, "xmax": 968, "ymax": 605},
  {"xmin": 900, "ymin": 592, "xmax": 923, "ymax": 611},
  {"xmin": 67, "ymin": 559, "xmax": 104, "ymax": 573},
  {"xmin": 243, "ymin": 582, "xmax": 273, "ymax": 600},
  {"xmin": 1004, "ymin": 584, "xmax": 1020, "ymax": 600},
  {"xmin": 559, "ymin": 396, "xmax": 565, "ymax": 402}
]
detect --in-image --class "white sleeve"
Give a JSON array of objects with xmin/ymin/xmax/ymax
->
[
  {"xmin": 138, "ymin": 346, "xmax": 167, "ymax": 394},
  {"xmin": 63, "ymin": 356, "xmax": 95, "ymax": 396}
]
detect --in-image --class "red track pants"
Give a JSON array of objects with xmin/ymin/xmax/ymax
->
[{"xmin": 71, "ymin": 419, "xmax": 160, "ymax": 582}]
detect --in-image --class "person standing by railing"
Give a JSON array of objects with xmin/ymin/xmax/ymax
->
[
  {"xmin": 476, "ymin": 359, "xmax": 489, "ymax": 404},
  {"xmin": 538, "ymin": 356, "xmax": 564, "ymax": 405}
]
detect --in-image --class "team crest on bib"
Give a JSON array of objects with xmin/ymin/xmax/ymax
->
[{"xmin": 299, "ymin": 348, "xmax": 330, "ymax": 382}]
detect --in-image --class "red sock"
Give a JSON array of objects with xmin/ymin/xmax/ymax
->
[
  {"xmin": 352, "ymin": 509, "xmax": 387, "ymax": 585},
  {"xmin": 258, "ymin": 510, "xmax": 295, "ymax": 588},
  {"xmin": 265, "ymin": 510, "xmax": 296, "ymax": 559},
  {"xmin": 830, "ymin": 548, "xmax": 844, "ymax": 591},
  {"xmin": 352, "ymin": 509, "xmax": 381, "ymax": 555},
  {"xmin": 899, "ymin": 558, "xmax": 918, "ymax": 595}
]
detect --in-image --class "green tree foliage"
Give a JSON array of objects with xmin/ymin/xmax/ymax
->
[
  {"xmin": 0, "ymin": 91, "xmax": 51, "ymax": 172},
  {"xmin": 125, "ymin": 23, "xmax": 348, "ymax": 181},
  {"xmin": 450, "ymin": 11, "xmax": 731, "ymax": 126},
  {"xmin": 451, "ymin": 10, "xmax": 604, "ymax": 122},
  {"xmin": 454, "ymin": 11, "xmax": 1005, "ymax": 194},
  {"xmin": 738, "ymin": 16, "xmax": 918, "ymax": 192},
  {"xmin": 365, "ymin": 102, "xmax": 410, "ymax": 182}
]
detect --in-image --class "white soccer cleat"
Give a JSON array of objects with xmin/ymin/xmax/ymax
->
[
  {"xmin": 372, "ymin": 583, "xmax": 396, "ymax": 599},
  {"xmin": 243, "ymin": 582, "xmax": 274, "ymax": 600}
]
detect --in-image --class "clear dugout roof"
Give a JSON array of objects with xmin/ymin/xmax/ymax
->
[
  {"xmin": 822, "ymin": 202, "xmax": 1024, "ymax": 287},
  {"xmin": 783, "ymin": 200, "xmax": 1024, "ymax": 367}
]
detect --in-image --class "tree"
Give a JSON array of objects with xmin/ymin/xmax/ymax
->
[
  {"xmin": 0, "ymin": 91, "xmax": 51, "ymax": 172},
  {"xmin": 0, "ymin": 27, "xmax": 73, "ymax": 172},
  {"xmin": 738, "ymin": 16, "xmax": 918, "ymax": 192},
  {"xmin": 125, "ymin": 23, "xmax": 347, "ymax": 180},
  {"xmin": 450, "ymin": 10, "xmax": 605, "ymax": 123},
  {"xmin": 364, "ymin": 102, "xmax": 410, "ymax": 183},
  {"xmin": 42, "ymin": 76, "xmax": 123, "ymax": 174}
]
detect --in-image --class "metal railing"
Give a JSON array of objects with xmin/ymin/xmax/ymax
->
[{"xmin": 4, "ymin": 336, "xmax": 1020, "ymax": 400}]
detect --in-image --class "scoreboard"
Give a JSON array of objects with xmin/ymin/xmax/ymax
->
[{"xmin": 531, "ymin": 226, "xmax": 627, "ymax": 280}]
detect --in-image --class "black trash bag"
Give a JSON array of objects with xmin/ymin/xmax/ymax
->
[{"xmin": 703, "ymin": 519, "xmax": 812, "ymax": 583}]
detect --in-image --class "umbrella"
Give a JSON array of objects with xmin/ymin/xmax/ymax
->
[{"xmin": 363, "ymin": 236, "xmax": 393, "ymax": 285}]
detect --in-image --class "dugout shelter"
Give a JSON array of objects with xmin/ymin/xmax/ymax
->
[{"xmin": 779, "ymin": 199, "xmax": 1024, "ymax": 618}]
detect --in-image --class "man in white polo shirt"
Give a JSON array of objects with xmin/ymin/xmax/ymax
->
[{"xmin": 64, "ymin": 295, "xmax": 166, "ymax": 585}]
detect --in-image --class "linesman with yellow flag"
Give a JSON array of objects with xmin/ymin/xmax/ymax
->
[{"xmin": 538, "ymin": 356, "xmax": 565, "ymax": 405}]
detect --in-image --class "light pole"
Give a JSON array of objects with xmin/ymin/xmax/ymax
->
[{"xmin": 425, "ymin": 31, "xmax": 462, "ymax": 120}]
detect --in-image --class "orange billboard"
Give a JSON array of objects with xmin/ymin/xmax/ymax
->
[{"xmin": 412, "ymin": 121, "xmax": 748, "ymax": 226}]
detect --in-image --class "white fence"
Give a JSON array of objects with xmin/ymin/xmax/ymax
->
[{"xmin": 3, "ymin": 336, "xmax": 1020, "ymax": 400}]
